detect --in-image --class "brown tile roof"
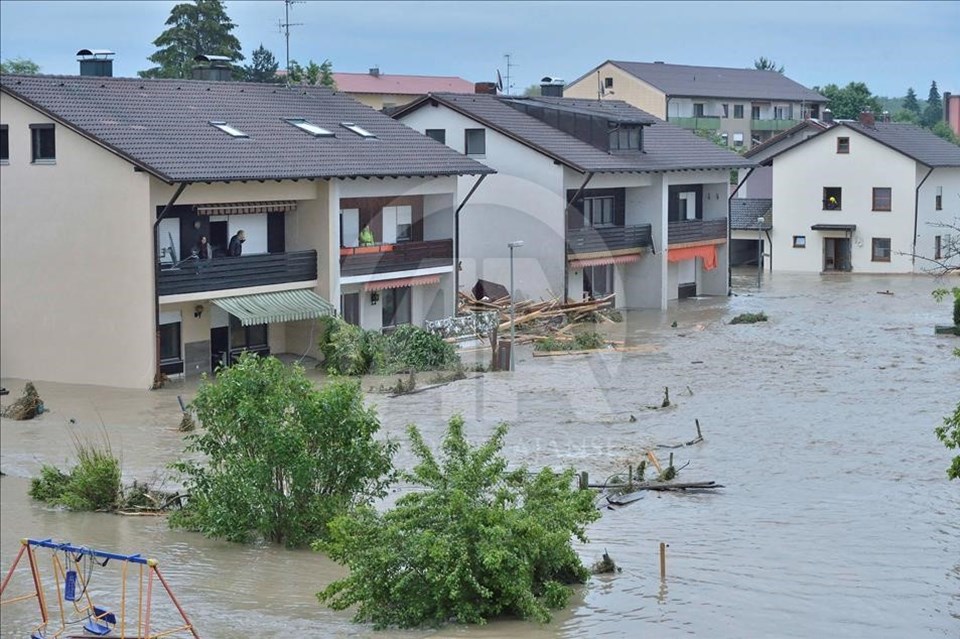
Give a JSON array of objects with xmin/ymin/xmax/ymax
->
[
  {"xmin": 0, "ymin": 74, "xmax": 493, "ymax": 183},
  {"xmin": 333, "ymin": 72, "xmax": 474, "ymax": 95}
]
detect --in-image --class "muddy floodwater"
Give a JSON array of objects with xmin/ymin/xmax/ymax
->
[{"xmin": 2, "ymin": 271, "xmax": 958, "ymax": 638}]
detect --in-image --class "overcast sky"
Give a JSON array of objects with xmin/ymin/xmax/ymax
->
[{"xmin": 1, "ymin": 0, "xmax": 957, "ymax": 98}]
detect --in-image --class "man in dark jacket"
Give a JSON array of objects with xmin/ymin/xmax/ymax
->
[{"xmin": 228, "ymin": 230, "xmax": 246, "ymax": 257}]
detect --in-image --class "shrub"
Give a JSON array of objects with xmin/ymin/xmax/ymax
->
[
  {"xmin": 171, "ymin": 353, "xmax": 397, "ymax": 546},
  {"xmin": 29, "ymin": 465, "xmax": 70, "ymax": 503},
  {"xmin": 730, "ymin": 312, "xmax": 768, "ymax": 325},
  {"xmin": 28, "ymin": 435, "xmax": 121, "ymax": 511},
  {"xmin": 381, "ymin": 324, "xmax": 458, "ymax": 373},
  {"xmin": 320, "ymin": 318, "xmax": 459, "ymax": 375},
  {"xmin": 317, "ymin": 415, "xmax": 600, "ymax": 629},
  {"xmin": 534, "ymin": 332, "xmax": 606, "ymax": 352}
]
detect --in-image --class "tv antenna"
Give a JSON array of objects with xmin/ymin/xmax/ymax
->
[
  {"xmin": 278, "ymin": 0, "xmax": 304, "ymax": 79},
  {"xmin": 503, "ymin": 53, "xmax": 516, "ymax": 95}
]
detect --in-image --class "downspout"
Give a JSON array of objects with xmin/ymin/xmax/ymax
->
[
  {"xmin": 454, "ymin": 174, "xmax": 488, "ymax": 305},
  {"xmin": 152, "ymin": 182, "xmax": 188, "ymax": 388},
  {"xmin": 913, "ymin": 167, "xmax": 934, "ymax": 266},
  {"xmin": 765, "ymin": 229, "xmax": 773, "ymax": 272},
  {"xmin": 727, "ymin": 167, "xmax": 756, "ymax": 295},
  {"xmin": 564, "ymin": 172, "xmax": 595, "ymax": 302}
]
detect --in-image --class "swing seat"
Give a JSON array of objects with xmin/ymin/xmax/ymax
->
[{"xmin": 82, "ymin": 606, "xmax": 116, "ymax": 636}]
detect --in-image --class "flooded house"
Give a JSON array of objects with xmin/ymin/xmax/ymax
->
[{"xmin": 0, "ymin": 55, "xmax": 491, "ymax": 388}]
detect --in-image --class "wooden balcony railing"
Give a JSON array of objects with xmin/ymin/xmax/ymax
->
[
  {"xmin": 668, "ymin": 219, "xmax": 728, "ymax": 245},
  {"xmin": 566, "ymin": 224, "xmax": 653, "ymax": 256},
  {"xmin": 157, "ymin": 250, "xmax": 317, "ymax": 296},
  {"xmin": 340, "ymin": 238, "xmax": 453, "ymax": 277}
]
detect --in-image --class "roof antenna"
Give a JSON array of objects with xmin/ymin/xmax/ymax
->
[
  {"xmin": 279, "ymin": 0, "xmax": 304, "ymax": 84},
  {"xmin": 503, "ymin": 53, "xmax": 516, "ymax": 95}
]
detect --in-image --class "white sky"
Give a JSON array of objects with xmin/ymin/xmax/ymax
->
[{"xmin": 1, "ymin": 0, "xmax": 957, "ymax": 97}]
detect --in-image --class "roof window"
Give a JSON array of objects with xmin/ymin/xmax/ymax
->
[
  {"xmin": 285, "ymin": 118, "xmax": 334, "ymax": 137},
  {"xmin": 340, "ymin": 122, "xmax": 376, "ymax": 138},
  {"xmin": 210, "ymin": 121, "xmax": 248, "ymax": 138}
]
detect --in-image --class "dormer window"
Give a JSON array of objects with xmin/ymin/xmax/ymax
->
[
  {"xmin": 341, "ymin": 122, "xmax": 376, "ymax": 138},
  {"xmin": 210, "ymin": 121, "xmax": 248, "ymax": 138},
  {"xmin": 285, "ymin": 118, "xmax": 334, "ymax": 137},
  {"xmin": 609, "ymin": 125, "xmax": 641, "ymax": 151}
]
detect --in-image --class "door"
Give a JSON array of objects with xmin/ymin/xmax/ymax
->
[
  {"xmin": 678, "ymin": 258, "xmax": 696, "ymax": 297},
  {"xmin": 341, "ymin": 208, "xmax": 360, "ymax": 248},
  {"xmin": 823, "ymin": 238, "xmax": 851, "ymax": 272},
  {"xmin": 210, "ymin": 326, "xmax": 229, "ymax": 371},
  {"xmin": 209, "ymin": 220, "xmax": 229, "ymax": 257},
  {"xmin": 342, "ymin": 292, "xmax": 360, "ymax": 326}
]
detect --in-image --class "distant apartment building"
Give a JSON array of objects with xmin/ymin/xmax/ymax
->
[
  {"xmin": 946, "ymin": 91, "xmax": 960, "ymax": 137},
  {"xmin": 332, "ymin": 68, "xmax": 476, "ymax": 110},
  {"xmin": 564, "ymin": 60, "xmax": 826, "ymax": 149}
]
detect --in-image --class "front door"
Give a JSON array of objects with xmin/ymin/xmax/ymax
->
[
  {"xmin": 823, "ymin": 238, "xmax": 851, "ymax": 272},
  {"xmin": 210, "ymin": 326, "xmax": 228, "ymax": 372}
]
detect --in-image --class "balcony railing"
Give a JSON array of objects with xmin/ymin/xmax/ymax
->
[
  {"xmin": 566, "ymin": 224, "xmax": 653, "ymax": 256},
  {"xmin": 340, "ymin": 238, "xmax": 453, "ymax": 277},
  {"xmin": 671, "ymin": 116, "xmax": 721, "ymax": 130},
  {"xmin": 751, "ymin": 119, "xmax": 798, "ymax": 131},
  {"xmin": 157, "ymin": 250, "xmax": 317, "ymax": 296},
  {"xmin": 668, "ymin": 219, "xmax": 728, "ymax": 245}
]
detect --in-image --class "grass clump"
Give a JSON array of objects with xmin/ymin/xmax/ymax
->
[
  {"xmin": 534, "ymin": 331, "xmax": 607, "ymax": 352},
  {"xmin": 730, "ymin": 312, "xmax": 768, "ymax": 325},
  {"xmin": 29, "ymin": 435, "xmax": 121, "ymax": 511}
]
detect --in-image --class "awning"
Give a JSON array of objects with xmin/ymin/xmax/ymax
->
[
  {"xmin": 364, "ymin": 275, "xmax": 441, "ymax": 292},
  {"xmin": 569, "ymin": 254, "xmax": 641, "ymax": 268},
  {"xmin": 195, "ymin": 200, "xmax": 298, "ymax": 215},
  {"xmin": 811, "ymin": 224, "xmax": 856, "ymax": 232},
  {"xmin": 668, "ymin": 245, "xmax": 718, "ymax": 270},
  {"xmin": 212, "ymin": 289, "xmax": 334, "ymax": 326}
]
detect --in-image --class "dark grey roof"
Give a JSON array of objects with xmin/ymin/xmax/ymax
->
[
  {"xmin": 843, "ymin": 122, "xmax": 960, "ymax": 167},
  {"xmin": 730, "ymin": 198, "xmax": 772, "ymax": 230},
  {"xmin": 599, "ymin": 60, "xmax": 826, "ymax": 103},
  {"xmin": 0, "ymin": 74, "xmax": 493, "ymax": 183},
  {"xmin": 508, "ymin": 95, "xmax": 658, "ymax": 125},
  {"xmin": 394, "ymin": 93, "xmax": 753, "ymax": 174},
  {"xmin": 745, "ymin": 120, "xmax": 831, "ymax": 163}
]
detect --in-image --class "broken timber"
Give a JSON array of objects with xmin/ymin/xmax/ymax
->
[{"xmin": 593, "ymin": 481, "xmax": 724, "ymax": 493}]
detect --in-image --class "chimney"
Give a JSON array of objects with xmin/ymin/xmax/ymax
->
[
  {"xmin": 539, "ymin": 76, "xmax": 565, "ymax": 98},
  {"xmin": 858, "ymin": 109, "xmax": 875, "ymax": 128},
  {"xmin": 76, "ymin": 49, "xmax": 115, "ymax": 77},
  {"xmin": 192, "ymin": 54, "xmax": 233, "ymax": 81},
  {"xmin": 369, "ymin": 67, "xmax": 380, "ymax": 78},
  {"xmin": 823, "ymin": 108, "xmax": 834, "ymax": 124},
  {"xmin": 474, "ymin": 82, "xmax": 497, "ymax": 95}
]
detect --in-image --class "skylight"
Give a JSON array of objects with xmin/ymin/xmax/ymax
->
[
  {"xmin": 209, "ymin": 121, "xmax": 248, "ymax": 138},
  {"xmin": 340, "ymin": 122, "xmax": 376, "ymax": 138},
  {"xmin": 284, "ymin": 118, "xmax": 334, "ymax": 137}
]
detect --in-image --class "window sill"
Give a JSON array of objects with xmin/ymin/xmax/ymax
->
[
  {"xmin": 466, "ymin": 154, "xmax": 486, "ymax": 159},
  {"xmin": 872, "ymin": 208, "xmax": 891, "ymax": 212},
  {"xmin": 31, "ymin": 159, "xmax": 57, "ymax": 165},
  {"xmin": 0, "ymin": 160, "xmax": 8, "ymax": 165}
]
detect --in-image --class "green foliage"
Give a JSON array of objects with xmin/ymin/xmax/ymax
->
[
  {"xmin": 381, "ymin": 324, "xmax": 458, "ymax": 372},
  {"xmin": 930, "ymin": 121, "xmax": 960, "ymax": 146},
  {"xmin": 140, "ymin": 0, "xmax": 243, "ymax": 79},
  {"xmin": 902, "ymin": 87, "xmax": 921, "ymax": 115},
  {"xmin": 319, "ymin": 318, "xmax": 459, "ymax": 375},
  {"xmin": 321, "ymin": 320, "xmax": 384, "ymax": 376},
  {"xmin": 317, "ymin": 416, "xmax": 600, "ymax": 629},
  {"xmin": 243, "ymin": 43, "xmax": 279, "ymax": 82},
  {"xmin": 922, "ymin": 81, "xmax": 943, "ymax": 128},
  {"xmin": 170, "ymin": 353, "xmax": 396, "ymax": 546},
  {"xmin": 694, "ymin": 128, "xmax": 729, "ymax": 150},
  {"xmin": 892, "ymin": 109, "xmax": 919, "ymax": 124},
  {"xmin": 753, "ymin": 57, "xmax": 784, "ymax": 73},
  {"xmin": 814, "ymin": 82, "xmax": 883, "ymax": 120},
  {"xmin": 0, "ymin": 57, "xmax": 40, "ymax": 74},
  {"xmin": 535, "ymin": 332, "xmax": 606, "ymax": 352},
  {"xmin": 932, "ymin": 288, "xmax": 960, "ymax": 479},
  {"xmin": 730, "ymin": 312, "xmax": 768, "ymax": 325},
  {"xmin": 28, "ymin": 436, "xmax": 121, "ymax": 511},
  {"xmin": 29, "ymin": 465, "xmax": 70, "ymax": 503},
  {"xmin": 522, "ymin": 84, "xmax": 541, "ymax": 97},
  {"xmin": 287, "ymin": 59, "xmax": 336, "ymax": 88}
]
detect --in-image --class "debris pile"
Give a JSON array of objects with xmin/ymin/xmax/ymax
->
[{"xmin": 1, "ymin": 382, "xmax": 44, "ymax": 420}]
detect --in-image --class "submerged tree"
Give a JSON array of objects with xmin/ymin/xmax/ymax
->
[
  {"xmin": 318, "ymin": 415, "xmax": 600, "ymax": 629},
  {"xmin": 140, "ymin": 0, "xmax": 243, "ymax": 79}
]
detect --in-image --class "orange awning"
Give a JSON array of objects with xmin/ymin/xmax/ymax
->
[
  {"xmin": 668, "ymin": 245, "xmax": 717, "ymax": 270},
  {"xmin": 569, "ymin": 254, "xmax": 641, "ymax": 268},
  {"xmin": 364, "ymin": 275, "xmax": 441, "ymax": 292}
]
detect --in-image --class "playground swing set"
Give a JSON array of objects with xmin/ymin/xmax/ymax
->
[{"xmin": 1, "ymin": 538, "xmax": 200, "ymax": 638}]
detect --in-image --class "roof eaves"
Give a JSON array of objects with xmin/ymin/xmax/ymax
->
[{"xmin": 567, "ymin": 60, "xmax": 615, "ymax": 89}]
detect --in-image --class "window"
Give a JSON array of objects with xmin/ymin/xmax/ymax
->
[
  {"xmin": 229, "ymin": 315, "xmax": 268, "ymax": 350},
  {"xmin": 284, "ymin": 118, "xmax": 333, "ymax": 137},
  {"xmin": 465, "ymin": 128, "xmax": 486, "ymax": 155},
  {"xmin": 380, "ymin": 205, "xmax": 414, "ymax": 243},
  {"xmin": 604, "ymin": 77, "xmax": 613, "ymax": 89},
  {"xmin": 935, "ymin": 235, "xmax": 942, "ymax": 260},
  {"xmin": 608, "ymin": 126, "xmax": 641, "ymax": 151},
  {"xmin": 209, "ymin": 121, "xmax": 248, "ymax": 137},
  {"xmin": 0, "ymin": 125, "xmax": 8, "ymax": 162},
  {"xmin": 30, "ymin": 124, "xmax": 55, "ymax": 162},
  {"xmin": 733, "ymin": 132, "xmax": 744, "ymax": 148},
  {"xmin": 584, "ymin": 196, "xmax": 615, "ymax": 226},
  {"xmin": 425, "ymin": 129, "xmax": 446, "ymax": 144},
  {"xmin": 823, "ymin": 187, "xmax": 842, "ymax": 210},
  {"xmin": 381, "ymin": 286, "xmax": 412, "ymax": 328},
  {"xmin": 936, "ymin": 186, "xmax": 943, "ymax": 210},
  {"xmin": 720, "ymin": 132, "xmax": 729, "ymax": 145},
  {"xmin": 872, "ymin": 187, "xmax": 892, "ymax": 211},
  {"xmin": 583, "ymin": 264, "xmax": 614, "ymax": 299},
  {"xmin": 733, "ymin": 104, "xmax": 744, "ymax": 119},
  {"xmin": 340, "ymin": 122, "xmax": 376, "ymax": 138},
  {"xmin": 751, "ymin": 105, "xmax": 761, "ymax": 120},
  {"xmin": 693, "ymin": 103, "xmax": 705, "ymax": 117},
  {"xmin": 837, "ymin": 137, "xmax": 850, "ymax": 154},
  {"xmin": 872, "ymin": 238, "xmax": 891, "ymax": 262},
  {"xmin": 722, "ymin": 104, "xmax": 729, "ymax": 118},
  {"xmin": 396, "ymin": 206, "xmax": 412, "ymax": 242},
  {"xmin": 773, "ymin": 105, "xmax": 791, "ymax": 120},
  {"xmin": 159, "ymin": 322, "xmax": 182, "ymax": 363},
  {"xmin": 793, "ymin": 235, "xmax": 806, "ymax": 248}
]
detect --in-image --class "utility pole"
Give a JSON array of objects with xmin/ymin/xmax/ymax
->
[
  {"xmin": 503, "ymin": 53, "xmax": 516, "ymax": 95},
  {"xmin": 279, "ymin": 0, "xmax": 303, "ymax": 79}
]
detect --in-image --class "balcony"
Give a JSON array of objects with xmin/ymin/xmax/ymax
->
[
  {"xmin": 340, "ymin": 238, "xmax": 453, "ymax": 277},
  {"xmin": 671, "ymin": 116, "xmax": 721, "ymax": 130},
  {"xmin": 668, "ymin": 219, "xmax": 728, "ymax": 245},
  {"xmin": 750, "ymin": 119, "xmax": 797, "ymax": 132},
  {"xmin": 157, "ymin": 250, "xmax": 317, "ymax": 296},
  {"xmin": 566, "ymin": 224, "xmax": 653, "ymax": 256}
]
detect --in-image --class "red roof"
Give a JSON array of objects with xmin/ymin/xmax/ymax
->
[{"xmin": 333, "ymin": 72, "xmax": 474, "ymax": 96}]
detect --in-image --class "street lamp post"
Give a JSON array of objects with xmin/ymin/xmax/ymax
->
[
  {"xmin": 757, "ymin": 216, "xmax": 764, "ymax": 289},
  {"xmin": 508, "ymin": 240, "xmax": 525, "ymax": 371}
]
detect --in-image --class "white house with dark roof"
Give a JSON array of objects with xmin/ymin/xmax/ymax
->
[
  {"xmin": 564, "ymin": 60, "xmax": 826, "ymax": 149},
  {"xmin": 757, "ymin": 113, "xmax": 960, "ymax": 273},
  {"xmin": 0, "ymin": 71, "xmax": 490, "ymax": 388},
  {"xmin": 393, "ymin": 87, "xmax": 752, "ymax": 309}
]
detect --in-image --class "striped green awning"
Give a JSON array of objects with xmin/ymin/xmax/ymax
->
[{"xmin": 212, "ymin": 289, "xmax": 334, "ymax": 326}]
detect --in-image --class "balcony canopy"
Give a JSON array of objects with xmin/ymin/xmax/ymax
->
[
  {"xmin": 195, "ymin": 200, "xmax": 298, "ymax": 216},
  {"xmin": 212, "ymin": 288, "xmax": 333, "ymax": 326}
]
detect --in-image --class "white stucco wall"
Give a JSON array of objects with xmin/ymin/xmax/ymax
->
[
  {"xmin": 1, "ymin": 94, "xmax": 154, "ymax": 388},
  {"xmin": 916, "ymin": 167, "xmax": 960, "ymax": 269},
  {"xmin": 770, "ymin": 127, "xmax": 924, "ymax": 273}
]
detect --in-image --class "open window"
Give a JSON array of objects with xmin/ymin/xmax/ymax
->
[{"xmin": 823, "ymin": 187, "xmax": 842, "ymax": 210}]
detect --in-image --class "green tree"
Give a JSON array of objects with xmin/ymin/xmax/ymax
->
[
  {"xmin": 753, "ymin": 57, "xmax": 784, "ymax": 73},
  {"xmin": 814, "ymin": 82, "xmax": 883, "ymax": 120},
  {"xmin": 522, "ymin": 83, "xmax": 541, "ymax": 97},
  {"xmin": 140, "ymin": 0, "xmax": 243, "ymax": 79},
  {"xmin": 318, "ymin": 415, "xmax": 600, "ymax": 629},
  {"xmin": 170, "ymin": 353, "xmax": 397, "ymax": 547},
  {"xmin": 930, "ymin": 120, "xmax": 960, "ymax": 146},
  {"xmin": 902, "ymin": 87, "xmax": 921, "ymax": 115},
  {"xmin": 922, "ymin": 81, "xmax": 943, "ymax": 128},
  {"xmin": 287, "ymin": 58, "xmax": 336, "ymax": 87},
  {"xmin": 892, "ymin": 109, "xmax": 919, "ymax": 124},
  {"xmin": 932, "ymin": 287, "xmax": 960, "ymax": 479},
  {"xmin": 243, "ymin": 43, "xmax": 279, "ymax": 82},
  {"xmin": 0, "ymin": 57, "xmax": 40, "ymax": 74}
]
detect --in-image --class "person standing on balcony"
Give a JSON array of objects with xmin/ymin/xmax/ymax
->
[
  {"xmin": 193, "ymin": 235, "xmax": 210, "ymax": 260},
  {"xmin": 359, "ymin": 225, "xmax": 375, "ymax": 247},
  {"xmin": 228, "ymin": 230, "xmax": 246, "ymax": 257}
]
